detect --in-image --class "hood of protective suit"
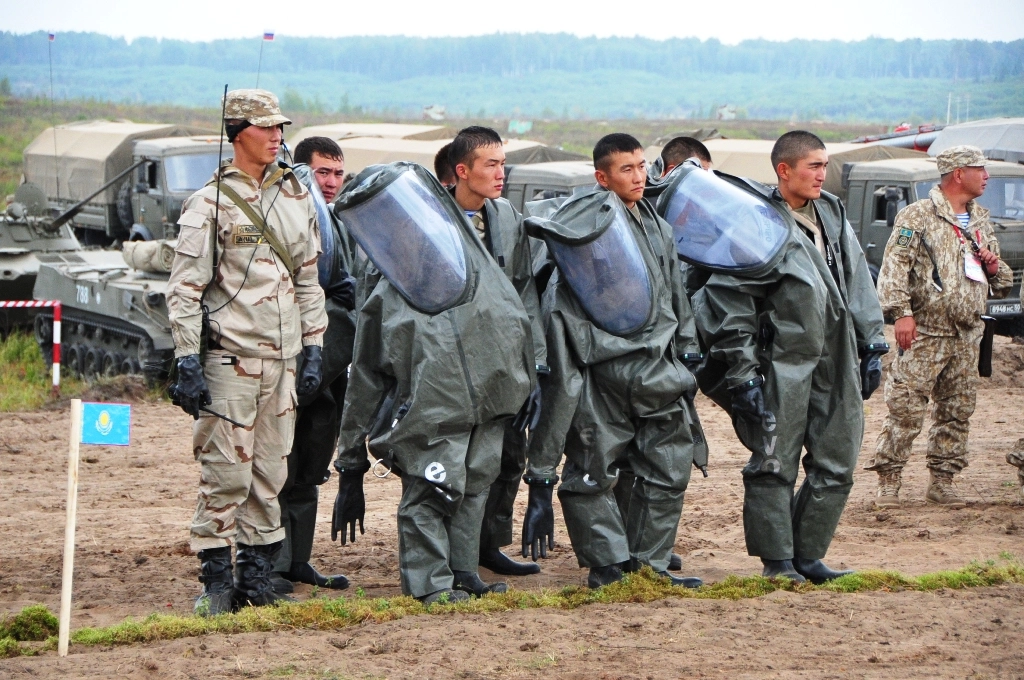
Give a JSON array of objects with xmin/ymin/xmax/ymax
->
[
  {"xmin": 292, "ymin": 162, "xmax": 337, "ymax": 290},
  {"xmin": 654, "ymin": 165, "xmax": 792, "ymax": 277},
  {"xmin": 525, "ymin": 189, "xmax": 654, "ymax": 336},
  {"xmin": 335, "ymin": 162, "xmax": 469, "ymax": 314}
]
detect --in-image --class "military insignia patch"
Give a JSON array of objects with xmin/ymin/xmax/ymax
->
[
  {"xmin": 895, "ymin": 227, "xmax": 914, "ymax": 248},
  {"xmin": 234, "ymin": 224, "xmax": 264, "ymax": 245}
]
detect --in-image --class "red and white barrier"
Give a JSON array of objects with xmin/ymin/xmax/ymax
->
[{"xmin": 0, "ymin": 299, "xmax": 62, "ymax": 396}]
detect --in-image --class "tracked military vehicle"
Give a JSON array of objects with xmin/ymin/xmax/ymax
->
[{"xmin": 32, "ymin": 240, "xmax": 175, "ymax": 381}]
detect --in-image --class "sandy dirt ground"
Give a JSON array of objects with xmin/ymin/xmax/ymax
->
[{"xmin": 1, "ymin": 336, "xmax": 1023, "ymax": 679}]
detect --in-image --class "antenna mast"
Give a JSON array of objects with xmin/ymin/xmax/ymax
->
[{"xmin": 48, "ymin": 31, "xmax": 59, "ymax": 203}]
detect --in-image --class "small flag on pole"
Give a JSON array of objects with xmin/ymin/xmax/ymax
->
[
  {"xmin": 80, "ymin": 402, "xmax": 131, "ymax": 446},
  {"xmin": 263, "ymin": 31, "xmax": 274, "ymax": 41},
  {"xmin": 48, "ymin": 31, "xmax": 55, "ymax": 41}
]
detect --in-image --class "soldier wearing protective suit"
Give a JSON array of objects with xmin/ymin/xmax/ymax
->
[
  {"xmin": 522, "ymin": 134, "xmax": 705, "ymax": 589},
  {"xmin": 447, "ymin": 126, "xmax": 548, "ymax": 577},
  {"xmin": 270, "ymin": 137, "xmax": 357, "ymax": 593},
  {"xmin": 330, "ymin": 162, "xmax": 537, "ymax": 604},
  {"xmin": 659, "ymin": 131, "xmax": 888, "ymax": 584}
]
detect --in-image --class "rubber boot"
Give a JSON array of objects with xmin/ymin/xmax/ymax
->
[
  {"xmin": 793, "ymin": 558, "xmax": 854, "ymax": 585},
  {"xmin": 655, "ymin": 571, "xmax": 703, "ymax": 588},
  {"xmin": 194, "ymin": 546, "xmax": 235, "ymax": 617},
  {"xmin": 235, "ymin": 542, "xmax": 296, "ymax": 608},
  {"xmin": 452, "ymin": 570, "xmax": 507, "ymax": 597},
  {"xmin": 270, "ymin": 573, "xmax": 295, "ymax": 594},
  {"xmin": 418, "ymin": 588, "xmax": 472, "ymax": 605},
  {"xmin": 760, "ymin": 558, "xmax": 806, "ymax": 583},
  {"xmin": 287, "ymin": 561, "xmax": 350, "ymax": 590},
  {"xmin": 668, "ymin": 553, "xmax": 683, "ymax": 571},
  {"xmin": 873, "ymin": 470, "xmax": 902, "ymax": 509},
  {"xmin": 479, "ymin": 547, "xmax": 541, "ymax": 576},
  {"xmin": 926, "ymin": 470, "xmax": 965, "ymax": 508},
  {"xmin": 587, "ymin": 564, "xmax": 624, "ymax": 589}
]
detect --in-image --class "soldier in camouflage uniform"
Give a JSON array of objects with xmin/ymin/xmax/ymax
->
[
  {"xmin": 168, "ymin": 89, "xmax": 328, "ymax": 615},
  {"xmin": 867, "ymin": 146, "xmax": 1013, "ymax": 508}
]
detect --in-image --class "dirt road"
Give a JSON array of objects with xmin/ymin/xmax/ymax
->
[{"xmin": 1, "ymin": 338, "xmax": 1022, "ymax": 678}]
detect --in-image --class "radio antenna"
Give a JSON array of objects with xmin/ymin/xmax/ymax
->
[{"xmin": 48, "ymin": 31, "xmax": 59, "ymax": 203}]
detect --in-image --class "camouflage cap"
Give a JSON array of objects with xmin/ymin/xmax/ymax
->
[
  {"xmin": 223, "ymin": 89, "xmax": 291, "ymax": 127},
  {"xmin": 936, "ymin": 145, "xmax": 986, "ymax": 174}
]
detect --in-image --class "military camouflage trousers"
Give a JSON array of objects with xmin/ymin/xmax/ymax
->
[
  {"xmin": 1007, "ymin": 439, "xmax": 1024, "ymax": 482},
  {"xmin": 866, "ymin": 333, "xmax": 978, "ymax": 476},
  {"xmin": 190, "ymin": 350, "xmax": 297, "ymax": 552}
]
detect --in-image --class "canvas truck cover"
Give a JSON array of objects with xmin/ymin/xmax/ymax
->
[
  {"xmin": 335, "ymin": 137, "xmax": 581, "ymax": 176},
  {"xmin": 823, "ymin": 145, "xmax": 928, "ymax": 199},
  {"xmin": 928, "ymin": 118, "xmax": 1024, "ymax": 164},
  {"xmin": 288, "ymin": 123, "xmax": 456, "ymax": 146},
  {"xmin": 645, "ymin": 139, "xmax": 861, "ymax": 185},
  {"xmin": 23, "ymin": 121, "xmax": 206, "ymax": 206}
]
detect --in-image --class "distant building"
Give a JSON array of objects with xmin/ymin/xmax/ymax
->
[
  {"xmin": 716, "ymin": 105, "xmax": 737, "ymax": 121},
  {"xmin": 423, "ymin": 105, "xmax": 446, "ymax": 121}
]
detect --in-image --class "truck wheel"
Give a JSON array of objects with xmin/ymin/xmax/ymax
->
[
  {"xmin": 116, "ymin": 180, "xmax": 134, "ymax": 231},
  {"xmin": 84, "ymin": 348, "xmax": 104, "ymax": 381}
]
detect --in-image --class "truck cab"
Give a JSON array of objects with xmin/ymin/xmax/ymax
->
[
  {"xmin": 845, "ymin": 157, "xmax": 1024, "ymax": 334},
  {"xmin": 502, "ymin": 161, "xmax": 596, "ymax": 213},
  {"xmin": 127, "ymin": 136, "xmax": 223, "ymax": 241}
]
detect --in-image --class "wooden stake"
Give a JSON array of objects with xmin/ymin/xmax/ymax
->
[{"xmin": 58, "ymin": 399, "xmax": 81, "ymax": 658}]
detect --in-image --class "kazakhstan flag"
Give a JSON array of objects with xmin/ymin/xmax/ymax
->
[{"xmin": 81, "ymin": 402, "xmax": 131, "ymax": 446}]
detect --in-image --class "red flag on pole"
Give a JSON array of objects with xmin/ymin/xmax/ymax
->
[
  {"xmin": 263, "ymin": 31, "xmax": 274, "ymax": 41},
  {"xmin": 48, "ymin": 31, "xmax": 55, "ymax": 41}
]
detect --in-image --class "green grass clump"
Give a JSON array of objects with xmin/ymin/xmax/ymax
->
[
  {"xmin": 0, "ymin": 604, "xmax": 59, "ymax": 641},
  {"xmin": 0, "ymin": 331, "xmax": 85, "ymax": 411},
  {"xmin": 44, "ymin": 558, "xmax": 1021, "ymax": 652}
]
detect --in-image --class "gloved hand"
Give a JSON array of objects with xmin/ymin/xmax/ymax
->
[
  {"xmin": 331, "ymin": 470, "xmax": 365, "ymax": 545},
  {"xmin": 513, "ymin": 383, "xmax": 543, "ymax": 433},
  {"xmin": 170, "ymin": 354, "xmax": 211, "ymax": 420},
  {"xmin": 860, "ymin": 352, "xmax": 884, "ymax": 400},
  {"xmin": 729, "ymin": 379, "xmax": 767, "ymax": 424},
  {"xmin": 521, "ymin": 481, "xmax": 555, "ymax": 560},
  {"xmin": 296, "ymin": 345, "xmax": 323, "ymax": 397},
  {"xmin": 327, "ymin": 273, "xmax": 357, "ymax": 311}
]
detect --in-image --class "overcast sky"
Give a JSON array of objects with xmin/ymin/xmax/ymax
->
[{"xmin": 2, "ymin": 0, "xmax": 1023, "ymax": 43}]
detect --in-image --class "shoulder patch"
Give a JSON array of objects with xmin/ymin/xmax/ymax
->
[{"xmin": 895, "ymin": 227, "xmax": 915, "ymax": 248}]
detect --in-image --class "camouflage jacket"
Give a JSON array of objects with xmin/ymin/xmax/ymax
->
[
  {"xmin": 168, "ymin": 163, "xmax": 327, "ymax": 359},
  {"xmin": 876, "ymin": 185, "xmax": 1013, "ymax": 336}
]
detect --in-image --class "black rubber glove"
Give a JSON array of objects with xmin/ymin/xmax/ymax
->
[
  {"xmin": 521, "ymin": 481, "xmax": 555, "ymax": 560},
  {"xmin": 729, "ymin": 378, "xmax": 767, "ymax": 424},
  {"xmin": 513, "ymin": 383, "xmax": 543, "ymax": 433},
  {"xmin": 860, "ymin": 352, "xmax": 884, "ymax": 400},
  {"xmin": 296, "ymin": 345, "xmax": 323, "ymax": 397},
  {"xmin": 170, "ymin": 354, "xmax": 211, "ymax": 420},
  {"xmin": 331, "ymin": 470, "xmax": 365, "ymax": 545},
  {"xmin": 327, "ymin": 273, "xmax": 357, "ymax": 311}
]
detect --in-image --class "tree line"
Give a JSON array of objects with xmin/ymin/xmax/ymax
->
[{"xmin": 2, "ymin": 31, "xmax": 1022, "ymax": 82}]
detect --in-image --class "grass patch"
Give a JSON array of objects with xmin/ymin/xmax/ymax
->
[
  {"xmin": 0, "ymin": 331, "xmax": 85, "ymax": 411},
  {"xmin": 0, "ymin": 558, "xmax": 1013, "ymax": 656}
]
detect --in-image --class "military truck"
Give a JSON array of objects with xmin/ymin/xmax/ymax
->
[
  {"xmin": 22, "ymin": 121, "xmax": 215, "ymax": 244},
  {"xmin": 843, "ymin": 157, "xmax": 1024, "ymax": 335},
  {"xmin": 502, "ymin": 161, "xmax": 595, "ymax": 213}
]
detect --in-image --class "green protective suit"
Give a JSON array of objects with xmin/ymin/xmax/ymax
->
[
  {"xmin": 525, "ymin": 188, "xmax": 707, "ymax": 572},
  {"xmin": 656, "ymin": 167, "xmax": 886, "ymax": 561},
  {"xmin": 333, "ymin": 163, "xmax": 535, "ymax": 598},
  {"xmin": 274, "ymin": 208, "xmax": 358, "ymax": 571},
  {"xmin": 472, "ymin": 197, "xmax": 548, "ymax": 555}
]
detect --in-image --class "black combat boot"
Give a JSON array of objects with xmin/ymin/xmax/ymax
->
[
  {"xmin": 587, "ymin": 564, "xmax": 624, "ymax": 589},
  {"xmin": 479, "ymin": 547, "xmax": 541, "ymax": 576},
  {"xmin": 270, "ymin": 572, "xmax": 295, "ymax": 594},
  {"xmin": 668, "ymin": 553, "xmax": 683, "ymax": 571},
  {"xmin": 235, "ymin": 542, "xmax": 296, "ymax": 608},
  {"xmin": 792, "ymin": 558, "xmax": 854, "ymax": 585},
  {"xmin": 452, "ymin": 570, "xmax": 508, "ymax": 596},
  {"xmin": 760, "ymin": 558, "xmax": 806, "ymax": 583},
  {"xmin": 194, "ymin": 546, "xmax": 235, "ymax": 616}
]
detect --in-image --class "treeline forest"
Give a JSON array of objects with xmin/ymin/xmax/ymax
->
[{"xmin": 1, "ymin": 31, "xmax": 1022, "ymax": 121}]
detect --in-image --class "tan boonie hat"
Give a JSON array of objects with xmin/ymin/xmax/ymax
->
[
  {"xmin": 223, "ymin": 88, "xmax": 291, "ymax": 127},
  {"xmin": 936, "ymin": 145, "xmax": 986, "ymax": 174}
]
